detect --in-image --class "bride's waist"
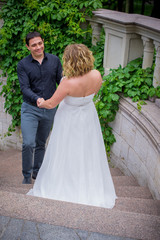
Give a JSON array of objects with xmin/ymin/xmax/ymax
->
[{"xmin": 64, "ymin": 100, "xmax": 93, "ymax": 108}]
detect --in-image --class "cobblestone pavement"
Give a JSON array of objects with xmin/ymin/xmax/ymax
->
[{"xmin": 0, "ymin": 215, "xmax": 136, "ymax": 240}]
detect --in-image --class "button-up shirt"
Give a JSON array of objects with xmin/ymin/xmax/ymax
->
[{"xmin": 17, "ymin": 52, "xmax": 62, "ymax": 104}]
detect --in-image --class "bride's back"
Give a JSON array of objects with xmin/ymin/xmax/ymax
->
[{"xmin": 66, "ymin": 69, "xmax": 102, "ymax": 97}]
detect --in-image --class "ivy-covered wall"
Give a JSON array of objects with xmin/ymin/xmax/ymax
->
[
  {"xmin": 0, "ymin": 0, "xmax": 103, "ymax": 136},
  {"xmin": 0, "ymin": 0, "xmax": 103, "ymax": 149},
  {"xmin": 0, "ymin": 77, "xmax": 22, "ymax": 150},
  {"xmin": 0, "ymin": 1, "xmax": 6, "ymax": 9}
]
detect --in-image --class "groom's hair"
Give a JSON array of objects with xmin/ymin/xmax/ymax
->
[{"xmin": 26, "ymin": 31, "xmax": 43, "ymax": 46}]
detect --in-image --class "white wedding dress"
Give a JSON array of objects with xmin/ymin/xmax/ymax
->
[{"xmin": 27, "ymin": 93, "xmax": 117, "ymax": 208}]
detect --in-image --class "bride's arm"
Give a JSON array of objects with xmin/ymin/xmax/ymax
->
[
  {"xmin": 95, "ymin": 70, "xmax": 103, "ymax": 95},
  {"xmin": 38, "ymin": 80, "xmax": 69, "ymax": 109}
]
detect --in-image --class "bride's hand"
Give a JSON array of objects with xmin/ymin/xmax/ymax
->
[{"xmin": 37, "ymin": 98, "xmax": 45, "ymax": 108}]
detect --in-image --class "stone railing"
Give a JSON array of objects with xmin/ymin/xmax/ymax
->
[
  {"xmin": 87, "ymin": 9, "xmax": 160, "ymax": 87},
  {"xmin": 109, "ymin": 96, "xmax": 160, "ymax": 200}
]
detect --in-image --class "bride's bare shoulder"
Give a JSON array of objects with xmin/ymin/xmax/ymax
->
[
  {"xmin": 60, "ymin": 77, "xmax": 75, "ymax": 90},
  {"xmin": 91, "ymin": 69, "xmax": 102, "ymax": 81},
  {"xmin": 61, "ymin": 76, "xmax": 68, "ymax": 82},
  {"xmin": 91, "ymin": 69, "xmax": 101, "ymax": 76}
]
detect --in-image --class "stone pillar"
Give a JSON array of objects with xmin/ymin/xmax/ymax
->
[
  {"xmin": 90, "ymin": 22, "xmax": 102, "ymax": 46},
  {"xmin": 153, "ymin": 41, "xmax": 160, "ymax": 87},
  {"xmin": 103, "ymin": 27, "xmax": 125, "ymax": 75},
  {"xmin": 103, "ymin": 25, "xmax": 143, "ymax": 75},
  {"xmin": 124, "ymin": 34, "xmax": 143, "ymax": 65},
  {"xmin": 141, "ymin": 37, "xmax": 154, "ymax": 69}
]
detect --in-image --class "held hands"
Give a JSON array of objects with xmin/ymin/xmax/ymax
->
[{"xmin": 37, "ymin": 98, "xmax": 45, "ymax": 108}]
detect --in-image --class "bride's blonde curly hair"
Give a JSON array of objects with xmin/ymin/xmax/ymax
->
[{"xmin": 62, "ymin": 44, "xmax": 95, "ymax": 78}]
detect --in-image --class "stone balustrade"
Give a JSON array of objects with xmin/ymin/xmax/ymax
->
[
  {"xmin": 87, "ymin": 10, "xmax": 160, "ymax": 199},
  {"xmin": 109, "ymin": 96, "xmax": 160, "ymax": 200},
  {"xmin": 87, "ymin": 9, "xmax": 160, "ymax": 87}
]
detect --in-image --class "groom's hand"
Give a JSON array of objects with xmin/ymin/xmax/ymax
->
[{"xmin": 37, "ymin": 98, "xmax": 45, "ymax": 108}]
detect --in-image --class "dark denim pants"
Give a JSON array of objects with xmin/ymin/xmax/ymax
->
[{"xmin": 21, "ymin": 102, "xmax": 56, "ymax": 178}]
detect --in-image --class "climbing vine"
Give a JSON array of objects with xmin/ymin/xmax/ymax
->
[{"xmin": 0, "ymin": 0, "xmax": 103, "ymax": 135}]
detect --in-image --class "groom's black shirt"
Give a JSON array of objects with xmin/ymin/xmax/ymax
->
[{"xmin": 17, "ymin": 52, "xmax": 62, "ymax": 105}]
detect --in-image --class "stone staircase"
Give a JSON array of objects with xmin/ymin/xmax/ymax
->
[{"xmin": 0, "ymin": 149, "xmax": 160, "ymax": 239}]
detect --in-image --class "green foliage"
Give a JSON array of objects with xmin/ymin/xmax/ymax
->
[
  {"xmin": 90, "ymin": 28, "xmax": 105, "ymax": 75},
  {"xmin": 0, "ymin": 0, "xmax": 103, "ymax": 136},
  {"xmin": 101, "ymin": 0, "xmax": 117, "ymax": 10}
]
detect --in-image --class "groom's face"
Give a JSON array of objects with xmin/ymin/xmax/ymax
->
[{"xmin": 26, "ymin": 37, "xmax": 44, "ymax": 59}]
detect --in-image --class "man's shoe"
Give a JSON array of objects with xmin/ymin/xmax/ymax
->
[
  {"xmin": 32, "ymin": 172, "xmax": 37, "ymax": 180},
  {"xmin": 22, "ymin": 177, "xmax": 32, "ymax": 184}
]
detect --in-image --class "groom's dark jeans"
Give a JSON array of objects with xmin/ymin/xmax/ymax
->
[{"xmin": 21, "ymin": 102, "xmax": 56, "ymax": 178}]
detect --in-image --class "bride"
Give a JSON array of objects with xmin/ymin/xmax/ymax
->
[{"xmin": 27, "ymin": 43, "xmax": 117, "ymax": 208}]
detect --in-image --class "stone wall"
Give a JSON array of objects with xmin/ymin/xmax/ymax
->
[
  {"xmin": 110, "ymin": 96, "xmax": 160, "ymax": 200},
  {"xmin": 0, "ymin": 76, "xmax": 22, "ymax": 150},
  {"xmin": 0, "ymin": 18, "xmax": 22, "ymax": 150}
]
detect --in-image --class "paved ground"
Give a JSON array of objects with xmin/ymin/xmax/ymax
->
[{"xmin": 0, "ymin": 215, "xmax": 136, "ymax": 240}]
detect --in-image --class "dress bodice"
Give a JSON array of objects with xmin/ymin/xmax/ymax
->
[{"xmin": 64, "ymin": 93, "xmax": 95, "ymax": 107}]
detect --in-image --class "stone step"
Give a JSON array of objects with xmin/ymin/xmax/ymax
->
[
  {"xmin": 114, "ymin": 197, "xmax": 160, "ymax": 216},
  {"xmin": 110, "ymin": 167, "xmax": 124, "ymax": 176},
  {"xmin": 0, "ymin": 149, "xmax": 123, "ymax": 176},
  {"xmin": 0, "ymin": 149, "xmax": 20, "ymax": 160},
  {"xmin": 115, "ymin": 186, "xmax": 153, "ymax": 199},
  {"xmin": 0, "ymin": 186, "xmax": 31, "ymax": 195},
  {"xmin": 0, "ymin": 191, "xmax": 159, "ymax": 240},
  {"xmin": 1, "ymin": 186, "xmax": 156, "ymax": 216},
  {"xmin": 113, "ymin": 176, "xmax": 139, "ymax": 186},
  {"xmin": 0, "ymin": 184, "xmax": 153, "ymax": 201},
  {"xmin": 0, "ymin": 166, "xmax": 139, "ymax": 194}
]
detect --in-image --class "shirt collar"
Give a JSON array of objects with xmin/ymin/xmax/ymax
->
[{"xmin": 30, "ymin": 52, "xmax": 48, "ymax": 62}]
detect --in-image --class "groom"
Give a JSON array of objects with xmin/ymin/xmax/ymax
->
[{"xmin": 17, "ymin": 31, "xmax": 62, "ymax": 184}]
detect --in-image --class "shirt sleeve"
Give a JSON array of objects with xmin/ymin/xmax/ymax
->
[
  {"xmin": 17, "ymin": 60, "xmax": 40, "ymax": 103},
  {"xmin": 56, "ymin": 58, "xmax": 63, "ymax": 85}
]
